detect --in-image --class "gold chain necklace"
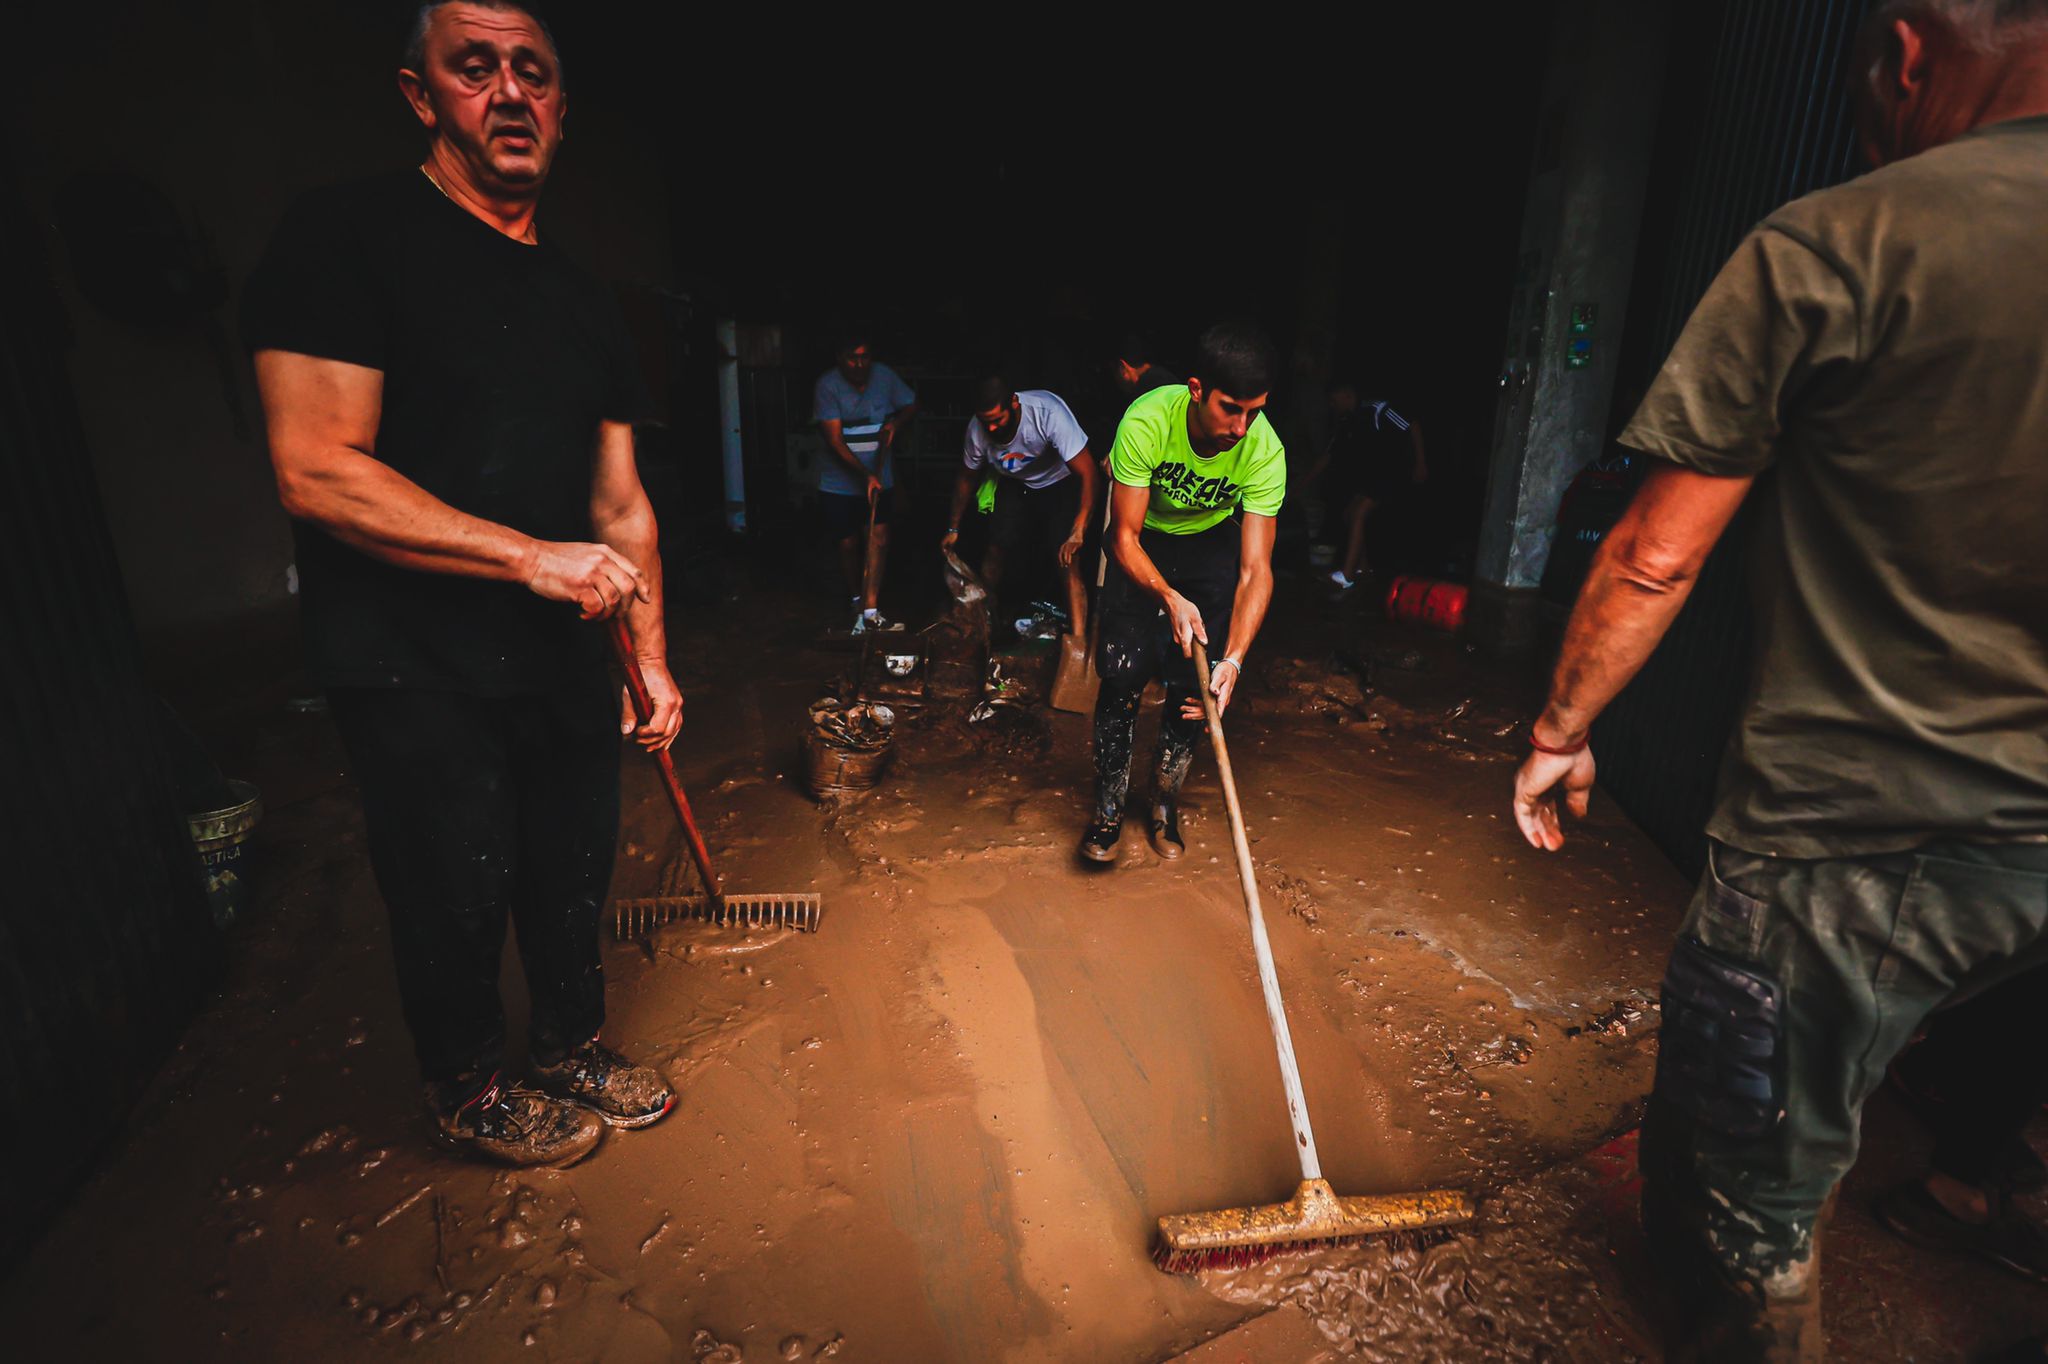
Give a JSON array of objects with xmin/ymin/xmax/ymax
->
[{"xmin": 418, "ymin": 163, "xmax": 537, "ymax": 244}]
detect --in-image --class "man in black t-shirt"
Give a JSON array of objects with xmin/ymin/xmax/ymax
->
[{"xmin": 245, "ymin": 1, "xmax": 675, "ymax": 1167}]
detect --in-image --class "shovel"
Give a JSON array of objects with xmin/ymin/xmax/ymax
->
[{"xmin": 1049, "ymin": 494, "xmax": 1113, "ymax": 714}]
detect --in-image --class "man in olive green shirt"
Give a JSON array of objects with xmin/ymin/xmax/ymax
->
[
  {"xmin": 1513, "ymin": 5, "xmax": 2048, "ymax": 1358},
  {"xmin": 1081, "ymin": 322, "xmax": 1286, "ymax": 864}
]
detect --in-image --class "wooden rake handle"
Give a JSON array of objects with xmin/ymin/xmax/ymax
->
[
  {"xmin": 609, "ymin": 619, "xmax": 722, "ymax": 899},
  {"xmin": 1193, "ymin": 641, "xmax": 1324, "ymax": 1183}
]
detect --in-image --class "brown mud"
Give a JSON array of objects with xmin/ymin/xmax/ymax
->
[{"xmin": 6, "ymin": 580, "xmax": 2039, "ymax": 1361}]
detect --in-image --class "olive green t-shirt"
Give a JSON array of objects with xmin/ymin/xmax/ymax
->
[
  {"xmin": 1108, "ymin": 383, "xmax": 1287, "ymax": 534},
  {"xmin": 1621, "ymin": 114, "xmax": 2048, "ymax": 858}
]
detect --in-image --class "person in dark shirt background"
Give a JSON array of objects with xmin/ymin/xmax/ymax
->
[
  {"xmin": 1309, "ymin": 380, "xmax": 1427, "ymax": 592},
  {"xmin": 1111, "ymin": 332, "xmax": 1184, "ymax": 408},
  {"xmin": 244, "ymin": 0, "xmax": 677, "ymax": 1167}
]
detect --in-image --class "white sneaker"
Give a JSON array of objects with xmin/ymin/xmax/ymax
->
[{"xmin": 1327, "ymin": 570, "xmax": 1357, "ymax": 591}]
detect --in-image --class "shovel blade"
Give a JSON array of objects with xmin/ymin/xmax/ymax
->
[{"xmin": 1048, "ymin": 631, "xmax": 1099, "ymax": 713}]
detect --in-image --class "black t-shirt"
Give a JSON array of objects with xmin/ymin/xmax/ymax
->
[
  {"xmin": 1322, "ymin": 400, "xmax": 1413, "ymax": 498},
  {"xmin": 241, "ymin": 170, "xmax": 652, "ymax": 695}
]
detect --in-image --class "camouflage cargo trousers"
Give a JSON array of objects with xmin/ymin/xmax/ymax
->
[{"xmin": 1642, "ymin": 837, "xmax": 2048, "ymax": 1359}]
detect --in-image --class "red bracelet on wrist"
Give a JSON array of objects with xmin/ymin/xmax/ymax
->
[{"xmin": 1528, "ymin": 730, "xmax": 1589, "ymax": 756}]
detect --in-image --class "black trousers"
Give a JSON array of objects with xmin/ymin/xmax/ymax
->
[
  {"xmin": 989, "ymin": 474, "xmax": 1082, "ymax": 573},
  {"xmin": 1091, "ymin": 520, "xmax": 1240, "ymax": 824},
  {"xmin": 328, "ymin": 677, "xmax": 619, "ymax": 1109}
]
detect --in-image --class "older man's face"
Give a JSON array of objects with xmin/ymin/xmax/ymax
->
[{"xmin": 409, "ymin": 4, "xmax": 564, "ymax": 191}]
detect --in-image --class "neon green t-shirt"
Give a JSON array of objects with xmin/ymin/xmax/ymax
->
[{"xmin": 1107, "ymin": 384, "xmax": 1287, "ymax": 534}]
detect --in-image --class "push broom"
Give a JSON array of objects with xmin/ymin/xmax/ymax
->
[
  {"xmin": 1152, "ymin": 643, "xmax": 1473, "ymax": 1273},
  {"xmin": 607, "ymin": 619, "xmax": 821, "ymax": 937}
]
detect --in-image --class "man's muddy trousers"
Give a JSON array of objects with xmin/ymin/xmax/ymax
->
[
  {"xmin": 1091, "ymin": 520, "xmax": 1240, "ymax": 825},
  {"xmin": 328, "ymin": 676, "xmax": 620, "ymax": 1114},
  {"xmin": 1643, "ymin": 836, "xmax": 2048, "ymax": 1356}
]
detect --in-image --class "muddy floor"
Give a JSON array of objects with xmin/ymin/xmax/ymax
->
[{"xmin": 7, "ymin": 568, "xmax": 2045, "ymax": 1362}]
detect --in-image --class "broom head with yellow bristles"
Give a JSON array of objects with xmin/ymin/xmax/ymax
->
[{"xmin": 1153, "ymin": 1178, "xmax": 1475, "ymax": 1273}]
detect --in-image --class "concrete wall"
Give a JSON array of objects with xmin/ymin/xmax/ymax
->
[
  {"xmin": 16, "ymin": 1, "xmax": 673, "ymax": 649},
  {"xmin": 1469, "ymin": 0, "xmax": 1672, "ymax": 653}
]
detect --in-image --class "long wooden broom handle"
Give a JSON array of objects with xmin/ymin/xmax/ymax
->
[
  {"xmin": 1194, "ymin": 641, "xmax": 1324, "ymax": 1183},
  {"xmin": 609, "ymin": 619, "xmax": 722, "ymax": 898}
]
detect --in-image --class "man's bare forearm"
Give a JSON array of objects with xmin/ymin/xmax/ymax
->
[
  {"xmin": 1069, "ymin": 450, "xmax": 1100, "ymax": 540},
  {"xmin": 282, "ymin": 444, "xmax": 538, "ymax": 583},
  {"xmin": 947, "ymin": 469, "xmax": 976, "ymax": 531},
  {"xmin": 1537, "ymin": 465, "xmax": 1755, "ymax": 745},
  {"xmin": 822, "ymin": 429, "xmax": 872, "ymax": 482},
  {"xmin": 1537, "ymin": 557, "xmax": 1696, "ymax": 746},
  {"xmin": 1221, "ymin": 514, "xmax": 1279, "ymax": 663},
  {"xmin": 1109, "ymin": 524, "xmax": 1174, "ymax": 608},
  {"xmin": 1221, "ymin": 564, "xmax": 1273, "ymax": 663},
  {"xmin": 596, "ymin": 498, "xmax": 665, "ymax": 658}
]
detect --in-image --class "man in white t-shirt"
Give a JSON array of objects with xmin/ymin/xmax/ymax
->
[{"xmin": 942, "ymin": 376, "xmax": 1100, "ymax": 634}]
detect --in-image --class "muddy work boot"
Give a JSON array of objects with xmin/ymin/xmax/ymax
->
[
  {"xmin": 1148, "ymin": 802, "xmax": 1185, "ymax": 860},
  {"xmin": 432, "ymin": 1077, "xmax": 604, "ymax": 1168},
  {"xmin": 1078, "ymin": 815, "xmax": 1122, "ymax": 864},
  {"xmin": 531, "ymin": 1039, "xmax": 675, "ymax": 1129}
]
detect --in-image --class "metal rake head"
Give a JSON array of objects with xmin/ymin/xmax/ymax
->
[{"xmin": 612, "ymin": 892, "xmax": 823, "ymax": 939}]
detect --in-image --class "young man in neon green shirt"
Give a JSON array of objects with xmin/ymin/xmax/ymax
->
[{"xmin": 1081, "ymin": 322, "xmax": 1287, "ymax": 863}]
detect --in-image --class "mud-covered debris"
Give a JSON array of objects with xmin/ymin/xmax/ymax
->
[
  {"xmin": 1583, "ymin": 1000, "xmax": 1648, "ymax": 1036},
  {"xmin": 929, "ymin": 549, "xmax": 991, "ymax": 699},
  {"xmin": 984, "ymin": 656, "xmax": 1043, "ymax": 708},
  {"xmin": 1012, "ymin": 600, "xmax": 1067, "ymax": 640},
  {"xmin": 780, "ymin": 1336, "xmax": 806, "ymax": 1360},
  {"xmin": 809, "ymin": 698, "xmax": 894, "ymax": 749},
  {"xmin": 1466, "ymin": 1034, "xmax": 1536, "ymax": 1068},
  {"xmin": 691, "ymin": 1327, "xmax": 744, "ymax": 1363}
]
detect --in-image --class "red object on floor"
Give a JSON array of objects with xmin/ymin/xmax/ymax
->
[{"xmin": 1384, "ymin": 575, "xmax": 1469, "ymax": 632}]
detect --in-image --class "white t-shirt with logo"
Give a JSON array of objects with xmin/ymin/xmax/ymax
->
[{"xmin": 962, "ymin": 390, "xmax": 1089, "ymax": 490}]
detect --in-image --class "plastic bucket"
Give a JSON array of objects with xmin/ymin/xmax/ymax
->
[
  {"xmin": 188, "ymin": 779, "xmax": 261, "ymax": 927},
  {"xmin": 1384, "ymin": 576, "xmax": 1469, "ymax": 633}
]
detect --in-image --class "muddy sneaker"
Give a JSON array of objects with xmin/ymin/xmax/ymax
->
[
  {"xmin": 1148, "ymin": 802, "xmax": 1184, "ymax": 860},
  {"xmin": 432, "ymin": 1078, "xmax": 604, "ymax": 1168},
  {"xmin": 852, "ymin": 609, "xmax": 906, "ymax": 635},
  {"xmin": 1877, "ymin": 1181, "xmax": 2048, "ymax": 1283},
  {"xmin": 1079, "ymin": 817, "xmax": 1122, "ymax": 864},
  {"xmin": 532, "ymin": 1039, "xmax": 675, "ymax": 1129}
]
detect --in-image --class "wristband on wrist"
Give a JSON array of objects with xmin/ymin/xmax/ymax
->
[
  {"xmin": 1212, "ymin": 656, "xmax": 1242, "ymax": 680},
  {"xmin": 1528, "ymin": 729, "xmax": 1589, "ymax": 756}
]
